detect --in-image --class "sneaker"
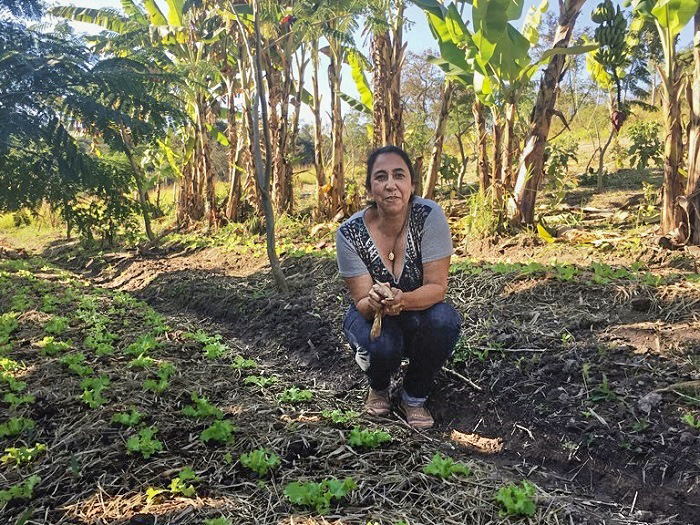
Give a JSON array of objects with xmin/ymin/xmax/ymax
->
[
  {"xmin": 400, "ymin": 401, "xmax": 434, "ymax": 429},
  {"xmin": 365, "ymin": 388, "xmax": 390, "ymax": 416}
]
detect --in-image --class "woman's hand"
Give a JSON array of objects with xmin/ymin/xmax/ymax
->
[
  {"xmin": 368, "ymin": 282, "xmax": 393, "ymax": 313},
  {"xmin": 382, "ymin": 287, "xmax": 404, "ymax": 316}
]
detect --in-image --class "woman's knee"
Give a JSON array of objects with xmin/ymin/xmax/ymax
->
[
  {"xmin": 344, "ymin": 307, "xmax": 403, "ymax": 361},
  {"xmin": 424, "ymin": 302, "xmax": 461, "ymax": 336}
]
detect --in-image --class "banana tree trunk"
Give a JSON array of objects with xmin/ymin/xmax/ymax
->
[
  {"xmin": 508, "ymin": 0, "xmax": 587, "ymax": 225},
  {"xmin": 287, "ymin": 48, "xmax": 308, "ymax": 217},
  {"xmin": 492, "ymin": 119, "xmax": 504, "ymax": 207},
  {"xmin": 685, "ymin": 13, "xmax": 700, "ymax": 245},
  {"xmin": 473, "ymin": 100, "xmax": 490, "ymax": 195},
  {"xmin": 329, "ymin": 45, "xmax": 345, "ymax": 217},
  {"xmin": 660, "ymin": 65, "xmax": 685, "ymax": 237},
  {"xmin": 225, "ymin": 74, "xmax": 241, "ymax": 222},
  {"xmin": 120, "ymin": 128, "xmax": 155, "ymax": 243},
  {"xmin": 372, "ymin": 30, "xmax": 390, "ymax": 147},
  {"xmin": 423, "ymin": 81, "xmax": 454, "ymax": 200},
  {"xmin": 311, "ymin": 41, "xmax": 327, "ymax": 215},
  {"xmin": 502, "ymin": 102, "xmax": 516, "ymax": 195}
]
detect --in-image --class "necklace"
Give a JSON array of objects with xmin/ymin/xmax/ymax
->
[{"xmin": 387, "ymin": 207, "xmax": 410, "ymax": 264}]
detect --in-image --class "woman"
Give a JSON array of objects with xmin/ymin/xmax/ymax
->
[{"xmin": 336, "ymin": 145, "xmax": 461, "ymax": 429}]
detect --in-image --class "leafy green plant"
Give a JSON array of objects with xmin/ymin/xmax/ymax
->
[
  {"xmin": 144, "ymin": 363, "xmax": 175, "ymax": 393},
  {"xmin": 203, "ymin": 341, "xmax": 228, "ymax": 359},
  {"xmin": 44, "ymin": 316, "xmax": 70, "ymax": 335},
  {"xmin": 128, "ymin": 354, "xmax": 157, "ymax": 369},
  {"xmin": 0, "ymin": 313, "xmax": 19, "ymax": 344},
  {"xmin": 80, "ymin": 375, "xmax": 110, "ymax": 408},
  {"xmin": 36, "ymin": 336, "xmax": 71, "ymax": 356},
  {"xmin": 284, "ymin": 477, "xmax": 357, "ymax": 514},
  {"xmin": 495, "ymin": 480, "xmax": 537, "ymax": 517},
  {"xmin": 200, "ymin": 420, "xmax": 236, "ymax": 444},
  {"xmin": 244, "ymin": 375, "xmax": 278, "ymax": 388},
  {"xmin": 124, "ymin": 334, "xmax": 162, "ymax": 357},
  {"xmin": 240, "ymin": 447, "xmax": 281, "ymax": 477},
  {"xmin": 203, "ymin": 518, "xmax": 232, "ymax": 525},
  {"xmin": 322, "ymin": 409, "xmax": 359, "ymax": 425},
  {"xmin": 0, "ymin": 417, "xmax": 35, "ymax": 438},
  {"xmin": 146, "ymin": 467, "xmax": 199, "ymax": 504},
  {"xmin": 231, "ymin": 355, "xmax": 257, "ymax": 370},
  {"xmin": 278, "ymin": 387, "xmax": 313, "ymax": 404},
  {"xmin": 3, "ymin": 391, "xmax": 36, "ymax": 409},
  {"xmin": 0, "ymin": 474, "xmax": 40, "ymax": 504},
  {"xmin": 182, "ymin": 392, "xmax": 223, "ymax": 420},
  {"xmin": 143, "ymin": 309, "xmax": 170, "ymax": 335},
  {"xmin": 60, "ymin": 353, "xmax": 94, "ymax": 377},
  {"xmin": 423, "ymin": 452, "xmax": 471, "ymax": 479},
  {"xmin": 348, "ymin": 427, "xmax": 392, "ymax": 449},
  {"xmin": 111, "ymin": 407, "xmax": 143, "ymax": 427},
  {"xmin": 591, "ymin": 373, "xmax": 617, "ymax": 402},
  {"xmin": 126, "ymin": 426, "xmax": 163, "ymax": 458},
  {"xmin": 627, "ymin": 121, "xmax": 662, "ymax": 171},
  {"xmin": 681, "ymin": 412, "xmax": 700, "ymax": 430},
  {"xmin": 1, "ymin": 443, "xmax": 47, "ymax": 467}
]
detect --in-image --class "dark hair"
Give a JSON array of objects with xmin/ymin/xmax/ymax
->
[{"xmin": 365, "ymin": 145, "xmax": 417, "ymax": 191}]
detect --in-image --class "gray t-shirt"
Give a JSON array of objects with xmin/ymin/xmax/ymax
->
[{"xmin": 336, "ymin": 197, "xmax": 453, "ymax": 292}]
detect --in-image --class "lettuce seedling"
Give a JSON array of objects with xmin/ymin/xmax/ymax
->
[
  {"xmin": 0, "ymin": 474, "xmax": 40, "ymax": 504},
  {"xmin": 126, "ymin": 426, "xmax": 163, "ymax": 459},
  {"xmin": 200, "ymin": 420, "xmax": 236, "ymax": 444},
  {"xmin": 240, "ymin": 447, "xmax": 280, "ymax": 476},
  {"xmin": 1, "ymin": 443, "xmax": 47, "ymax": 467},
  {"xmin": 111, "ymin": 408, "xmax": 143, "ymax": 427},
  {"xmin": 423, "ymin": 452, "xmax": 471, "ymax": 478},
  {"xmin": 278, "ymin": 387, "xmax": 313, "ymax": 404},
  {"xmin": 495, "ymin": 481, "xmax": 537, "ymax": 517},
  {"xmin": 284, "ymin": 477, "xmax": 357, "ymax": 514},
  {"xmin": 348, "ymin": 427, "xmax": 392, "ymax": 449},
  {"xmin": 182, "ymin": 392, "xmax": 223, "ymax": 420}
]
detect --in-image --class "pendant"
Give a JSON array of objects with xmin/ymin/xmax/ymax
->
[{"xmin": 388, "ymin": 251, "xmax": 395, "ymax": 261}]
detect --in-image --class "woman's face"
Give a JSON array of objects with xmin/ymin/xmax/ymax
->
[{"xmin": 368, "ymin": 153, "xmax": 414, "ymax": 214}]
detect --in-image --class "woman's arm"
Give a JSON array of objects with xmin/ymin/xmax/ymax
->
[
  {"xmin": 384, "ymin": 256, "xmax": 450, "ymax": 314},
  {"xmin": 344, "ymin": 273, "xmax": 383, "ymax": 320}
]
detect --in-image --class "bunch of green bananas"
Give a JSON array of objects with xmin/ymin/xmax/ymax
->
[{"xmin": 592, "ymin": 0, "xmax": 627, "ymax": 68}]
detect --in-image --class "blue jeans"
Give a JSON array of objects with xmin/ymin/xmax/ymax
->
[{"xmin": 343, "ymin": 302, "xmax": 461, "ymax": 400}]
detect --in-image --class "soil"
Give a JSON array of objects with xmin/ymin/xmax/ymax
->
[{"xmin": 1, "ymin": 229, "xmax": 699, "ymax": 524}]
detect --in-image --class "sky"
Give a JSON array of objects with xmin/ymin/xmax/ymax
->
[{"xmin": 47, "ymin": 1, "xmax": 682, "ymax": 126}]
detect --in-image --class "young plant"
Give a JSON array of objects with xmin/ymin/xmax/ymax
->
[
  {"xmin": 681, "ymin": 412, "xmax": 700, "ymax": 430},
  {"xmin": 322, "ymin": 409, "xmax": 359, "ymax": 425},
  {"xmin": 80, "ymin": 375, "xmax": 110, "ymax": 408},
  {"xmin": 203, "ymin": 341, "xmax": 228, "ymax": 359},
  {"xmin": 243, "ymin": 375, "xmax": 278, "ymax": 388},
  {"xmin": 200, "ymin": 420, "xmax": 236, "ymax": 445},
  {"xmin": 44, "ymin": 316, "xmax": 70, "ymax": 335},
  {"xmin": 124, "ymin": 334, "xmax": 161, "ymax": 357},
  {"xmin": 231, "ymin": 355, "xmax": 257, "ymax": 370},
  {"xmin": 36, "ymin": 336, "xmax": 71, "ymax": 356},
  {"xmin": 1, "ymin": 443, "xmax": 47, "ymax": 467},
  {"xmin": 60, "ymin": 353, "xmax": 94, "ymax": 377},
  {"xmin": 111, "ymin": 407, "xmax": 144, "ymax": 427},
  {"xmin": 126, "ymin": 426, "xmax": 163, "ymax": 459},
  {"xmin": 0, "ymin": 313, "xmax": 19, "ymax": 344},
  {"xmin": 3, "ymin": 391, "xmax": 36, "ymax": 409},
  {"xmin": 144, "ymin": 363, "xmax": 175, "ymax": 393},
  {"xmin": 423, "ymin": 452, "xmax": 471, "ymax": 479},
  {"xmin": 348, "ymin": 427, "xmax": 392, "ymax": 449},
  {"xmin": 0, "ymin": 474, "xmax": 40, "ymax": 504},
  {"xmin": 495, "ymin": 480, "xmax": 537, "ymax": 517},
  {"xmin": 181, "ymin": 392, "xmax": 223, "ymax": 420},
  {"xmin": 278, "ymin": 387, "xmax": 313, "ymax": 404},
  {"xmin": 284, "ymin": 477, "xmax": 357, "ymax": 514},
  {"xmin": 240, "ymin": 447, "xmax": 280, "ymax": 477},
  {"xmin": 146, "ymin": 467, "xmax": 199, "ymax": 504},
  {"xmin": 0, "ymin": 417, "xmax": 35, "ymax": 438},
  {"xmin": 128, "ymin": 354, "xmax": 157, "ymax": 369},
  {"xmin": 203, "ymin": 518, "xmax": 232, "ymax": 525}
]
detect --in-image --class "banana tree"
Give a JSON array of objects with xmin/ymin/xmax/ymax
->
[
  {"xmin": 687, "ymin": 11, "xmax": 700, "ymax": 244},
  {"xmin": 629, "ymin": 0, "xmax": 699, "ymax": 238}
]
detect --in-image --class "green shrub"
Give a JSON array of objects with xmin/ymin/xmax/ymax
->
[{"xmin": 627, "ymin": 121, "xmax": 662, "ymax": 170}]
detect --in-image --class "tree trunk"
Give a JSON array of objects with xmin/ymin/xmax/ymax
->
[
  {"xmin": 685, "ymin": 13, "xmax": 700, "ymax": 245},
  {"xmin": 660, "ymin": 65, "xmax": 685, "ymax": 236},
  {"xmin": 473, "ymin": 100, "xmax": 490, "ymax": 194},
  {"xmin": 501, "ymin": 102, "xmax": 516, "ymax": 195},
  {"xmin": 329, "ymin": 45, "xmax": 345, "ymax": 217},
  {"xmin": 508, "ymin": 0, "xmax": 587, "ymax": 225},
  {"xmin": 311, "ymin": 41, "xmax": 327, "ymax": 217},
  {"xmin": 492, "ymin": 119, "xmax": 504, "ymax": 206},
  {"xmin": 372, "ymin": 30, "xmax": 390, "ymax": 147},
  {"xmin": 120, "ymin": 128, "xmax": 155, "ymax": 243},
  {"xmin": 225, "ymin": 74, "xmax": 241, "ymax": 222},
  {"xmin": 423, "ymin": 81, "xmax": 454, "ymax": 200}
]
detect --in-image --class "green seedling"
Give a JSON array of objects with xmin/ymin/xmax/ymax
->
[
  {"xmin": 11, "ymin": 291, "xmax": 32, "ymax": 311},
  {"xmin": 41, "ymin": 295, "xmax": 58, "ymax": 313},
  {"xmin": 124, "ymin": 334, "xmax": 161, "ymax": 357},
  {"xmin": 112, "ymin": 291, "xmax": 141, "ymax": 309},
  {"xmin": 591, "ymin": 373, "xmax": 617, "ymax": 402},
  {"xmin": 495, "ymin": 480, "xmax": 537, "ymax": 517},
  {"xmin": 240, "ymin": 447, "xmax": 280, "ymax": 477},
  {"xmin": 182, "ymin": 392, "xmax": 223, "ymax": 420},
  {"xmin": 681, "ymin": 412, "xmax": 700, "ymax": 430},
  {"xmin": 44, "ymin": 316, "xmax": 70, "ymax": 335},
  {"xmin": 204, "ymin": 518, "xmax": 232, "ymax": 525},
  {"xmin": 144, "ymin": 363, "xmax": 175, "ymax": 393},
  {"xmin": 0, "ymin": 417, "xmax": 35, "ymax": 438},
  {"xmin": 36, "ymin": 336, "xmax": 71, "ymax": 356},
  {"xmin": 278, "ymin": 387, "xmax": 313, "ymax": 404},
  {"xmin": 3, "ymin": 392, "xmax": 35, "ymax": 409},
  {"xmin": 284, "ymin": 477, "xmax": 357, "ymax": 514},
  {"xmin": 146, "ymin": 467, "xmax": 199, "ymax": 504},
  {"xmin": 200, "ymin": 420, "xmax": 236, "ymax": 444},
  {"xmin": 128, "ymin": 354, "xmax": 157, "ymax": 369},
  {"xmin": 59, "ymin": 353, "xmax": 94, "ymax": 377},
  {"xmin": 423, "ymin": 452, "xmax": 471, "ymax": 479},
  {"xmin": 184, "ymin": 329, "xmax": 222, "ymax": 346},
  {"xmin": 1, "ymin": 373, "xmax": 26, "ymax": 393},
  {"xmin": 203, "ymin": 341, "xmax": 228, "ymax": 359},
  {"xmin": 1, "ymin": 443, "xmax": 47, "ymax": 467},
  {"xmin": 80, "ymin": 375, "xmax": 110, "ymax": 408},
  {"xmin": 111, "ymin": 408, "xmax": 143, "ymax": 427},
  {"xmin": 143, "ymin": 310, "xmax": 170, "ymax": 335},
  {"xmin": 244, "ymin": 375, "xmax": 278, "ymax": 388},
  {"xmin": 126, "ymin": 426, "xmax": 163, "ymax": 459},
  {"xmin": 348, "ymin": 427, "xmax": 392, "ymax": 449},
  {"xmin": 0, "ymin": 474, "xmax": 40, "ymax": 504},
  {"xmin": 322, "ymin": 409, "xmax": 359, "ymax": 425},
  {"xmin": 231, "ymin": 355, "xmax": 257, "ymax": 370},
  {"xmin": 0, "ymin": 356, "xmax": 22, "ymax": 372},
  {"xmin": 0, "ymin": 313, "xmax": 19, "ymax": 344}
]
